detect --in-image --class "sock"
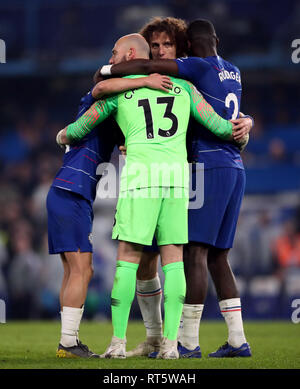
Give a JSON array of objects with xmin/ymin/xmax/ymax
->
[
  {"xmin": 136, "ymin": 275, "xmax": 163, "ymax": 339},
  {"xmin": 111, "ymin": 260, "xmax": 139, "ymax": 340},
  {"xmin": 75, "ymin": 305, "xmax": 84, "ymax": 340},
  {"xmin": 178, "ymin": 304, "xmax": 204, "ymax": 350},
  {"xmin": 162, "ymin": 262, "xmax": 186, "ymax": 341},
  {"xmin": 219, "ymin": 298, "xmax": 247, "ymax": 348},
  {"xmin": 60, "ymin": 306, "xmax": 84, "ymax": 347}
]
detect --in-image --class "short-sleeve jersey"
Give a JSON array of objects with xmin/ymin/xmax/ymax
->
[
  {"xmin": 51, "ymin": 90, "xmax": 123, "ymax": 202},
  {"xmin": 175, "ymin": 56, "xmax": 244, "ymax": 170}
]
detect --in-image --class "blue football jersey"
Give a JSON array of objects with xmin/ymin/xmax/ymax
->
[
  {"xmin": 175, "ymin": 56, "xmax": 244, "ymax": 169},
  {"xmin": 52, "ymin": 90, "xmax": 123, "ymax": 202}
]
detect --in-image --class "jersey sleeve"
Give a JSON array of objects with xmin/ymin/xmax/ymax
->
[
  {"xmin": 175, "ymin": 57, "xmax": 210, "ymax": 82},
  {"xmin": 76, "ymin": 89, "xmax": 95, "ymax": 119},
  {"xmin": 180, "ymin": 80, "xmax": 233, "ymax": 140},
  {"xmin": 66, "ymin": 95, "xmax": 118, "ymax": 142}
]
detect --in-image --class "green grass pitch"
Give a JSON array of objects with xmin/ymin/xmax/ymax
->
[{"xmin": 0, "ymin": 320, "xmax": 299, "ymax": 369}]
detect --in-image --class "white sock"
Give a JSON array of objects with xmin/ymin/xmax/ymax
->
[
  {"xmin": 136, "ymin": 275, "xmax": 162, "ymax": 339},
  {"xmin": 219, "ymin": 298, "xmax": 247, "ymax": 348},
  {"xmin": 60, "ymin": 306, "xmax": 84, "ymax": 347},
  {"xmin": 178, "ymin": 304, "xmax": 204, "ymax": 350}
]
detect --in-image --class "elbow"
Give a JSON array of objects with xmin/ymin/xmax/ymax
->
[{"xmin": 92, "ymin": 83, "xmax": 105, "ymax": 99}]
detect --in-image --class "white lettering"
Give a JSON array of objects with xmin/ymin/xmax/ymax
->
[
  {"xmin": 291, "ymin": 39, "xmax": 300, "ymax": 64},
  {"xmin": 291, "ymin": 299, "xmax": 300, "ymax": 323},
  {"xmin": 96, "ymin": 162, "xmax": 117, "ymax": 199},
  {"xmin": 147, "ymin": 373, "xmax": 196, "ymax": 384},
  {"xmin": 0, "ymin": 39, "xmax": 6, "ymax": 63},
  {"xmin": 103, "ymin": 373, "xmax": 137, "ymax": 386},
  {"xmin": 0, "ymin": 299, "xmax": 5, "ymax": 323},
  {"xmin": 218, "ymin": 69, "xmax": 241, "ymax": 84}
]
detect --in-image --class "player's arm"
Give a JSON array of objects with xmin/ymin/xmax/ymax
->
[
  {"xmin": 184, "ymin": 81, "xmax": 233, "ymax": 140},
  {"xmin": 56, "ymin": 97, "xmax": 117, "ymax": 145},
  {"xmin": 92, "ymin": 74, "xmax": 173, "ymax": 99},
  {"xmin": 97, "ymin": 59, "xmax": 179, "ymax": 78}
]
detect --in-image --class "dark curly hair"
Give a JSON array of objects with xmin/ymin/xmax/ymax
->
[{"xmin": 139, "ymin": 17, "xmax": 188, "ymax": 58}]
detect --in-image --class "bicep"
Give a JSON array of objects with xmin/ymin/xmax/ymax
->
[
  {"xmin": 111, "ymin": 58, "xmax": 178, "ymax": 76},
  {"xmin": 144, "ymin": 60, "xmax": 179, "ymax": 76}
]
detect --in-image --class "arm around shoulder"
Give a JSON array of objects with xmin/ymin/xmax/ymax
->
[{"xmin": 187, "ymin": 82, "xmax": 233, "ymax": 140}]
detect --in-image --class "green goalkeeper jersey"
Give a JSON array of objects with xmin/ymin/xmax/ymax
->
[{"xmin": 66, "ymin": 75, "xmax": 233, "ymax": 191}]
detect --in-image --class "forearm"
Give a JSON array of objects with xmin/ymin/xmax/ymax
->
[
  {"xmin": 92, "ymin": 77, "xmax": 148, "ymax": 99},
  {"xmin": 66, "ymin": 101, "xmax": 108, "ymax": 142},
  {"xmin": 99, "ymin": 59, "xmax": 179, "ymax": 77}
]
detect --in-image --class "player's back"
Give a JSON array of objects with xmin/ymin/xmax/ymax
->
[
  {"xmin": 193, "ymin": 56, "xmax": 241, "ymax": 120},
  {"xmin": 176, "ymin": 55, "xmax": 243, "ymax": 169},
  {"xmin": 114, "ymin": 76, "xmax": 191, "ymax": 190}
]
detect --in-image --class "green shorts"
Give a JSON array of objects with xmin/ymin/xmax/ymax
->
[{"xmin": 112, "ymin": 187, "xmax": 189, "ymax": 246}]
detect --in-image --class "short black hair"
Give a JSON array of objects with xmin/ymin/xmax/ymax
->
[{"xmin": 187, "ymin": 19, "xmax": 217, "ymax": 41}]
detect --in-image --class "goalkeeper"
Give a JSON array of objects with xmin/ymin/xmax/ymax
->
[{"xmin": 57, "ymin": 33, "xmax": 238, "ymax": 359}]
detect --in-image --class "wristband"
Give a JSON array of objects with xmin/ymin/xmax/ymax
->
[
  {"xmin": 243, "ymin": 115, "xmax": 254, "ymax": 128},
  {"xmin": 100, "ymin": 64, "xmax": 112, "ymax": 76}
]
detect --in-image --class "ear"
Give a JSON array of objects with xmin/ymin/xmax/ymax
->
[
  {"xmin": 187, "ymin": 40, "xmax": 193, "ymax": 56},
  {"xmin": 126, "ymin": 47, "xmax": 136, "ymax": 61}
]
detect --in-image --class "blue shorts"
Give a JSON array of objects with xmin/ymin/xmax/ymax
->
[
  {"xmin": 143, "ymin": 237, "xmax": 159, "ymax": 253},
  {"xmin": 188, "ymin": 167, "xmax": 245, "ymax": 249},
  {"xmin": 47, "ymin": 186, "xmax": 93, "ymax": 254}
]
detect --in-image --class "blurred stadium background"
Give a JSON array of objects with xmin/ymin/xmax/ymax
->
[{"xmin": 0, "ymin": 0, "xmax": 300, "ymax": 323}]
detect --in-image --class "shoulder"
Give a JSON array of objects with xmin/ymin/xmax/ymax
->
[
  {"xmin": 220, "ymin": 56, "xmax": 241, "ymax": 73},
  {"xmin": 96, "ymin": 95, "xmax": 118, "ymax": 112},
  {"xmin": 176, "ymin": 56, "xmax": 210, "ymax": 68},
  {"xmin": 175, "ymin": 57, "xmax": 211, "ymax": 81},
  {"xmin": 176, "ymin": 56, "xmax": 208, "ymax": 64},
  {"xmin": 171, "ymin": 77, "xmax": 200, "ymax": 96}
]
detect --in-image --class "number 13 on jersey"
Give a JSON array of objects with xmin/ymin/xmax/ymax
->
[{"xmin": 138, "ymin": 96, "xmax": 179, "ymax": 139}]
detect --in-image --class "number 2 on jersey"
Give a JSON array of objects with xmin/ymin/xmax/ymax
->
[
  {"xmin": 225, "ymin": 92, "xmax": 239, "ymax": 120},
  {"xmin": 138, "ymin": 96, "xmax": 178, "ymax": 139}
]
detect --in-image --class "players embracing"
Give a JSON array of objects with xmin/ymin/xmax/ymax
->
[
  {"xmin": 48, "ymin": 16, "xmax": 253, "ymax": 360},
  {"xmin": 100, "ymin": 17, "xmax": 253, "ymax": 358}
]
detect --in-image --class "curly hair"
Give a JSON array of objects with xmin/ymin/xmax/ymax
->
[{"xmin": 139, "ymin": 17, "xmax": 188, "ymax": 58}]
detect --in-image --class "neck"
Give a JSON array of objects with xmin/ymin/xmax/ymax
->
[
  {"xmin": 190, "ymin": 38, "xmax": 217, "ymax": 58},
  {"xmin": 133, "ymin": 54, "xmax": 149, "ymax": 60},
  {"xmin": 192, "ymin": 46, "xmax": 217, "ymax": 58}
]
